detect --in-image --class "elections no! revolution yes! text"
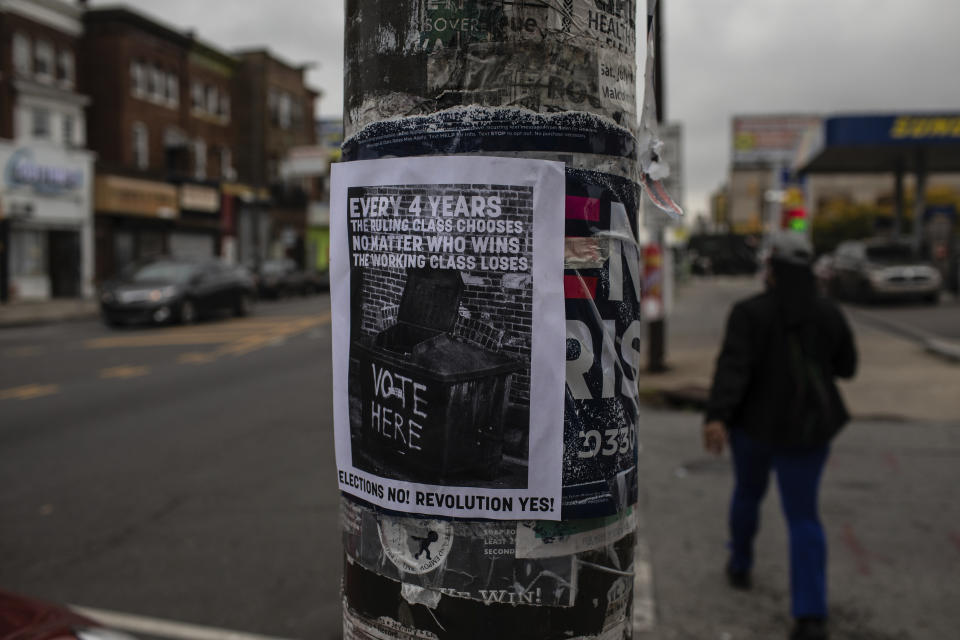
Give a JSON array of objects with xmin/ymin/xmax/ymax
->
[{"xmin": 337, "ymin": 470, "xmax": 555, "ymax": 515}]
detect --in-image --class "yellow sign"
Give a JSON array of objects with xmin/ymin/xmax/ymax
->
[
  {"xmin": 734, "ymin": 132, "xmax": 755, "ymax": 151},
  {"xmin": 179, "ymin": 184, "xmax": 220, "ymax": 212},
  {"xmin": 95, "ymin": 175, "xmax": 178, "ymax": 218},
  {"xmin": 784, "ymin": 187, "xmax": 805, "ymax": 208},
  {"xmin": 890, "ymin": 116, "xmax": 960, "ymax": 139},
  {"xmin": 221, "ymin": 182, "xmax": 255, "ymax": 198}
]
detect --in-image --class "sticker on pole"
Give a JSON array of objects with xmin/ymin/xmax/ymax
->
[{"xmin": 331, "ymin": 156, "xmax": 566, "ymax": 520}]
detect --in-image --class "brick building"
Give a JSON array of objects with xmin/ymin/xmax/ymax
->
[
  {"xmin": 0, "ymin": 0, "xmax": 95, "ymax": 302},
  {"xmin": 80, "ymin": 6, "xmax": 237, "ymax": 280},
  {"xmin": 233, "ymin": 49, "xmax": 318, "ymax": 269}
]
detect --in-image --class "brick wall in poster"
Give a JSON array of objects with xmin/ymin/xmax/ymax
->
[{"xmin": 352, "ymin": 184, "xmax": 534, "ymax": 406}]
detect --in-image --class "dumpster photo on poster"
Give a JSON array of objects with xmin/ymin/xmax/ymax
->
[{"xmin": 331, "ymin": 156, "xmax": 566, "ymax": 520}]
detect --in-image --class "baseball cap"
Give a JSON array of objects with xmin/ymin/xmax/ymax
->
[{"xmin": 768, "ymin": 232, "xmax": 813, "ymax": 267}]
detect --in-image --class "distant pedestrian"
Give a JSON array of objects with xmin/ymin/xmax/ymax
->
[{"xmin": 704, "ymin": 232, "xmax": 857, "ymax": 640}]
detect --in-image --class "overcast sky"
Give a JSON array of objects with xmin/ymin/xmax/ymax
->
[{"xmin": 92, "ymin": 0, "xmax": 960, "ymax": 217}]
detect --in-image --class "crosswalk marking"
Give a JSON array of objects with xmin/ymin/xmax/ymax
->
[{"xmin": 0, "ymin": 384, "xmax": 59, "ymax": 400}]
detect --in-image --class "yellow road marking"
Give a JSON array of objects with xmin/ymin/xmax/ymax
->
[
  {"xmin": 0, "ymin": 384, "xmax": 59, "ymax": 400},
  {"xmin": 88, "ymin": 334, "xmax": 241, "ymax": 348},
  {"xmin": 85, "ymin": 315, "xmax": 329, "ymax": 350},
  {"xmin": 100, "ymin": 365, "xmax": 151, "ymax": 379},
  {"xmin": 178, "ymin": 352, "xmax": 219, "ymax": 364},
  {"xmin": 84, "ymin": 313, "xmax": 331, "ymax": 368}
]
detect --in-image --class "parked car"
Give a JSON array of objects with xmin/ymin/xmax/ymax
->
[
  {"xmin": 687, "ymin": 233, "xmax": 760, "ymax": 275},
  {"xmin": 828, "ymin": 239, "xmax": 942, "ymax": 304},
  {"xmin": 100, "ymin": 258, "xmax": 256, "ymax": 326},
  {"xmin": 0, "ymin": 588, "xmax": 137, "ymax": 639},
  {"xmin": 306, "ymin": 269, "xmax": 330, "ymax": 292},
  {"xmin": 255, "ymin": 259, "xmax": 312, "ymax": 298}
]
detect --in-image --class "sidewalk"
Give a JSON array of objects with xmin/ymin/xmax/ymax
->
[
  {"xmin": 638, "ymin": 277, "xmax": 960, "ymax": 423},
  {"xmin": 0, "ymin": 299, "xmax": 99, "ymax": 328},
  {"xmin": 635, "ymin": 405, "xmax": 960, "ymax": 640},
  {"xmin": 848, "ymin": 303, "xmax": 960, "ymax": 363}
]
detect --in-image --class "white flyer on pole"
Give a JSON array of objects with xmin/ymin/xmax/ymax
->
[{"xmin": 330, "ymin": 155, "xmax": 566, "ymax": 520}]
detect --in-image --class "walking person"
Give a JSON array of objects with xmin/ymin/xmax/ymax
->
[{"xmin": 703, "ymin": 232, "xmax": 857, "ymax": 640}]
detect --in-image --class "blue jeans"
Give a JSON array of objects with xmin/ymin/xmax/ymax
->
[{"xmin": 728, "ymin": 428, "xmax": 829, "ymax": 619}]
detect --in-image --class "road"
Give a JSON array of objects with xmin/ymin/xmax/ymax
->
[
  {"xmin": 849, "ymin": 294, "xmax": 960, "ymax": 341},
  {"xmin": 3, "ymin": 283, "xmax": 958, "ymax": 640},
  {"xmin": 0, "ymin": 295, "xmax": 341, "ymax": 640}
]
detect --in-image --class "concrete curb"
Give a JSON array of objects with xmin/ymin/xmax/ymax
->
[
  {"xmin": 644, "ymin": 384, "xmax": 924, "ymax": 423},
  {"xmin": 846, "ymin": 306, "xmax": 960, "ymax": 365},
  {"xmin": 925, "ymin": 337, "xmax": 960, "ymax": 363},
  {"xmin": 0, "ymin": 303, "xmax": 99, "ymax": 329}
]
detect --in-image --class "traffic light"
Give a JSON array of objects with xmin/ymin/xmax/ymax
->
[{"xmin": 782, "ymin": 207, "xmax": 808, "ymax": 232}]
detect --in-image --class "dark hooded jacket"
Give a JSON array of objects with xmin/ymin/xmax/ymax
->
[{"xmin": 705, "ymin": 261, "xmax": 858, "ymax": 447}]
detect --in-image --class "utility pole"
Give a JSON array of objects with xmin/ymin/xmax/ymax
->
[
  {"xmin": 0, "ymin": 217, "xmax": 8, "ymax": 303},
  {"xmin": 913, "ymin": 149, "xmax": 927, "ymax": 256},
  {"xmin": 334, "ymin": 2, "xmax": 666, "ymax": 637},
  {"xmin": 645, "ymin": 0, "xmax": 667, "ymax": 373}
]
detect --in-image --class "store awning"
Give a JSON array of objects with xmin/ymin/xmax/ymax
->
[{"xmin": 795, "ymin": 114, "xmax": 960, "ymax": 174}]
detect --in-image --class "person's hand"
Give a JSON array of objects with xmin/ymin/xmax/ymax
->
[{"xmin": 703, "ymin": 421, "xmax": 727, "ymax": 456}]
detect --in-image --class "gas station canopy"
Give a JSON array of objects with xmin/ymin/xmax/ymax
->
[{"xmin": 796, "ymin": 114, "xmax": 960, "ymax": 174}]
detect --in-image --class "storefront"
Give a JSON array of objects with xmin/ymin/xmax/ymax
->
[
  {"xmin": 222, "ymin": 183, "xmax": 271, "ymax": 268},
  {"xmin": 0, "ymin": 143, "xmax": 95, "ymax": 302},
  {"xmin": 172, "ymin": 183, "xmax": 221, "ymax": 261},
  {"xmin": 93, "ymin": 174, "xmax": 178, "ymax": 282},
  {"xmin": 306, "ymin": 201, "xmax": 330, "ymax": 275}
]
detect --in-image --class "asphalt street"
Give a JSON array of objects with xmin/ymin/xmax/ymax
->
[
  {"xmin": 0, "ymin": 295, "xmax": 341, "ymax": 640},
  {"xmin": 2, "ymin": 284, "xmax": 958, "ymax": 640},
  {"xmin": 850, "ymin": 295, "xmax": 960, "ymax": 341}
]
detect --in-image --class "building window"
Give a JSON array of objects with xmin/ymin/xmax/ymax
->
[
  {"xmin": 144, "ymin": 64, "xmax": 153, "ymax": 96},
  {"xmin": 268, "ymin": 90, "xmax": 278, "ymax": 126},
  {"xmin": 32, "ymin": 108, "xmax": 51, "ymax": 138},
  {"xmin": 14, "ymin": 33, "xmax": 32, "ymax": 77},
  {"xmin": 131, "ymin": 60, "xmax": 145, "ymax": 97},
  {"xmin": 278, "ymin": 92, "xmax": 292, "ymax": 129},
  {"xmin": 133, "ymin": 122, "xmax": 149, "ymax": 170},
  {"xmin": 164, "ymin": 127, "xmax": 186, "ymax": 173},
  {"xmin": 57, "ymin": 50, "xmax": 75, "ymax": 87},
  {"xmin": 191, "ymin": 82, "xmax": 204, "ymax": 111},
  {"xmin": 62, "ymin": 114, "xmax": 75, "ymax": 146},
  {"xmin": 193, "ymin": 138, "xmax": 207, "ymax": 180},
  {"xmin": 166, "ymin": 73, "xmax": 179, "ymax": 107},
  {"xmin": 35, "ymin": 40, "xmax": 54, "ymax": 81},
  {"xmin": 220, "ymin": 147, "xmax": 233, "ymax": 180},
  {"xmin": 151, "ymin": 67, "xmax": 165, "ymax": 102},
  {"xmin": 220, "ymin": 95, "xmax": 231, "ymax": 121},
  {"xmin": 291, "ymin": 99, "xmax": 304, "ymax": 131},
  {"xmin": 205, "ymin": 85, "xmax": 218, "ymax": 115}
]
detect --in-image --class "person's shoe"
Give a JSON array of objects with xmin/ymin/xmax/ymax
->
[
  {"xmin": 725, "ymin": 563, "xmax": 751, "ymax": 590},
  {"xmin": 790, "ymin": 617, "xmax": 828, "ymax": 640}
]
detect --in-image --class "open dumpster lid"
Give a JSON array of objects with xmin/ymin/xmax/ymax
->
[
  {"xmin": 795, "ymin": 113, "xmax": 960, "ymax": 174},
  {"xmin": 397, "ymin": 268, "xmax": 464, "ymax": 332}
]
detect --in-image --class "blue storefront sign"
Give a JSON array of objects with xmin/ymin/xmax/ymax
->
[
  {"xmin": 4, "ymin": 148, "xmax": 85, "ymax": 196},
  {"xmin": 824, "ymin": 114, "xmax": 960, "ymax": 147}
]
